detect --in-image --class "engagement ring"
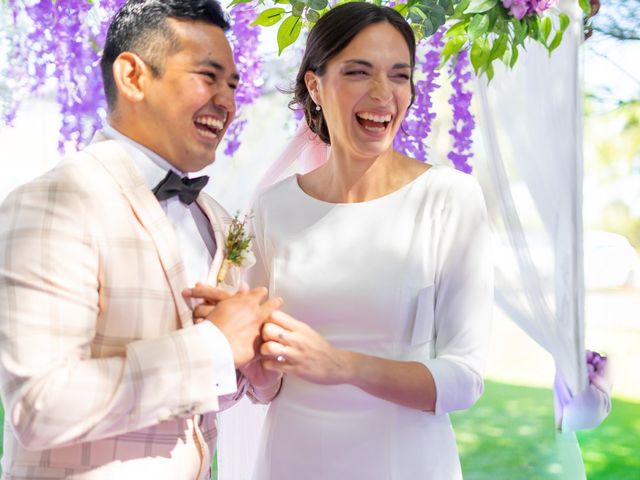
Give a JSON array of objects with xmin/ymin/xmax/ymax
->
[{"xmin": 276, "ymin": 355, "xmax": 286, "ymax": 363}]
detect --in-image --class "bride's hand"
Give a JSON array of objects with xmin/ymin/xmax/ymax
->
[{"xmin": 261, "ymin": 310, "xmax": 352, "ymax": 385}]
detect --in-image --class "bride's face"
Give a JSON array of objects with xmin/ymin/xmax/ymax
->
[{"xmin": 305, "ymin": 22, "xmax": 413, "ymax": 160}]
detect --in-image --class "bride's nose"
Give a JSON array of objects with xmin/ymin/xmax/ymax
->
[{"xmin": 368, "ymin": 75, "xmax": 393, "ymax": 103}]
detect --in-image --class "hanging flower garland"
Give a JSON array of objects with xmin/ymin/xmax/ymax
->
[
  {"xmin": 1, "ymin": 0, "xmax": 117, "ymax": 151},
  {"xmin": 0, "ymin": 0, "xmax": 586, "ymax": 168},
  {"xmin": 246, "ymin": 0, "xmax": 583, "ymax": 79},
  {"xmin": 393, "ymin": 28, "xmax": 445, "ymax": 163},
  {"xmin": 0, "ymin": 1, "xmax": 262, "ymax": 154},
  {"xmin": 447, "ymin": 49, "xmax": 475, "ymax": 173},
  {"xmin": 225, "ymin": 3, "xmax": 264, "ymax": 156}
]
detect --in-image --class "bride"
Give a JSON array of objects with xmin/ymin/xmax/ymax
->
[
  {"xmin": 250, "ymin": 3, "xmax": 493, "ymax": 478},
  {"xmin": 191, "ymin": 2, "xmax": 492, "ymax": 478}
]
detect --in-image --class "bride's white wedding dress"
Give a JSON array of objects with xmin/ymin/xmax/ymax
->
[{"xmin": 249, "ymin": 165, "xmax": 492, "ymax": 479}]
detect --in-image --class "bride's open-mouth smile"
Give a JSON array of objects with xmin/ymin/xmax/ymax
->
[{"xmin": 355, "ymin": 111, "xmax": 393, "ymax": 137}]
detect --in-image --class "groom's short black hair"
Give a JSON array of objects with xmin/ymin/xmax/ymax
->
[{"xmin": 100, "ymin": 0, "xmax": 230, "ymax": 110}]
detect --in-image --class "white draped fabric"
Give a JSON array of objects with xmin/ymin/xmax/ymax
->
[
  {"xmin": 475, "ymin": 4, "xmax": 587, "ymax": 397},
  {"xmin": 475, "ymin": 1, "xmax": 611, "ymax": 435}
]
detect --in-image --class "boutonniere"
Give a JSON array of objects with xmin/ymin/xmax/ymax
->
[{"xmin": 216, "ymin": 211, "xmax": 255, "ymax": 288}]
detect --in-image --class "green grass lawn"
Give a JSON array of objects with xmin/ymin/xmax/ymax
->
[
  {"xmin": 452, "ymin": 380, "xmax": 640, "ymax": 479},
  {"xmin": 1, "ymin": 380, "xmax": 638, "ymax": 479}
]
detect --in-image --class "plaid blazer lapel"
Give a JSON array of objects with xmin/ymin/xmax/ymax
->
[
  {"xmin": 85, "ymin": 135, "xmax": 194, "ymax": 328},
  {"xmin": 195, "ymin": 195, "xmax": 226, "ymax": 285}
]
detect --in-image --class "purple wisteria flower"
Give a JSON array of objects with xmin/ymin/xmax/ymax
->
[
  {"xmin": 2, "ymin": 1, "xmax": 262, "ymax": 155},
  {"xmin": 501, "ymin": 0, "xmax": 559, "ymax": 20},
  {"xmin": 586, "ymin": 350, "xmax": 608, "ymax": 385},
  {"xmin": 447, "ymin": 49, "xmax": 475, "ymax": 174},
  {"xmin": 393, "ymin": 28, "xmax": 444, "ymax": 162},
  {"xmin": 225, "ymin": 3, "xmax": 264, "ymax": 156},
  {"xmin": 3, "ymin": 0, "xmax": 120, "ymax": 151}
]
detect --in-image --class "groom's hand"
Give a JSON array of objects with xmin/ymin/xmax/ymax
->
[
  {"xmin": 184, "ymin": 282, "xmax": 251, "ymax": 320},
  {"xmin": 201, "ymin": 287, "xmax": 283, "ymax": 368}
]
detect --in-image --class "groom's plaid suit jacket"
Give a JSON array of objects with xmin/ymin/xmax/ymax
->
[{"xmin": 0, "ymin": 134, "xmax": 243, "ymax": 479}]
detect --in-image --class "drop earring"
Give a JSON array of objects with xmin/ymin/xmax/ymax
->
[{"xmin": 315, "ymin": 104, "xmax": 321, "ymax": 112}]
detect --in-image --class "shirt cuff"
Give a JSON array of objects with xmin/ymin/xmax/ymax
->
[
  {"xmin": 246, "ymin": 377, "xmax": 283, "ymax": 404},
  {"xmin": 194, "ymin": 321, "xmax": 237, "ymax": 396}
]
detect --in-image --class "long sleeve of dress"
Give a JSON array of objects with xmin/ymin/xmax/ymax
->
[{"xmin": 421, "ymin": 175, "xmax": 493, "ymax": 416}]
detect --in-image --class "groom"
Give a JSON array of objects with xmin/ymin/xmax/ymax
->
[{"xmin": 0, "ymin": 1, "xmax": 280, "ymax": 478}]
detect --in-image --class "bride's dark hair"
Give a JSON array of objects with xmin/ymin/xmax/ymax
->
[{"xmin": 290, "ymin": 2, "xmax": 416, "ymax": 145}]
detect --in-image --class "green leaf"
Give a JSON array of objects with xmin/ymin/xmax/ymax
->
[
  {"xmin": 547, "ymin": 30, "xmax": 563, "ymax": 53},
  {"xmin": 227, "ymin": 0, "xmax": 253, "ymax": 7},
  {"xmin": 441, "ymin": 35, "xmax": 468, "ymax": 58},
  {"xmin": 438, "ymin": 0, "xmax": 455, "ymax": 16},
  {"xmin": 393, "ymin": 3, "xmax": 409, "ymax": 16},
  {"xmin": 485, "ymin": 61, "xmax": 494, "ymax": 81},
  {"xmin": 306, "ymin": 9, "xmax": 321, "ymax": 22},
  {"xmin": 465, "ymin": 0, "xmax": 498, "ymax": 14},
  {"xmin": 409, "ymin": 5, "xmax": 428, "ymax": 24},
  {"xmin": 422, "ymin": 16, "xmax": 438, "ymax": 37},
  {"xmin": 445, "ymin": 20, "xmax": 468, "ymax": 38},
  {"xmin": 558, "ymin": 12, "xmax": 570, "ymax": 33},
  {"xmin": 540, "ymin": 16, "xmax": 552, "ymax": 43},
  {"xmin": 251, "ymin": 7, "xmax": 286, "ymax": 27},
  {"xmin": 489, "ymin": 33, "xmax": 508, "ymax": 61},
  {"xmin": 578, "ymin": 0, "xmax": 591, "ymax": 16},
  {"xmin": 429, "ymin": 4, "xmax": 448, "ymax": 26},
  {"xmin": 500, "ymin": 43, "xmax": 512, "ymax": 65},
  {"xmin": 486, "ymin": 5, "xmax": 501, "ymax": 30},
  {"xmin": 292, "ymin": 2, "xmax": 305, "ymax": 17},
  {"xmin": 308, "ymin": 0, "xmax": 328, "ymax": 10},
  {"xmin": 509, "ymin": 42, "xmax": 519, "ymax": 68},
  {"xmin": 467, "ymin": 14, "xmax": 490, "ymax": 41},
  {"xmin": 470, "ymin": 37, "xmax": 489, "ymax": 73},
  {"xmin": 453, "ymin": 0, "xmax": 471, "ymax": 17},
  {"xmin": 530, "ymin": 15, "xmax": 542, "ymax": 42},
  {"xmin": 277, "ymin": 15, "xmax": 302, "ymax": 54},
  {"xmin": 512, "ymin": 18, "xmax": 527, "ymax": 45}
]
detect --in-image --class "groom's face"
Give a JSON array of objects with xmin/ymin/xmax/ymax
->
[{"xmin": 140, "ymin": 19, "xmax": 238, "ymax": 173}]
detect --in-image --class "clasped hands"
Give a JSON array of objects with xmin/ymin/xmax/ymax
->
[{"xmin": 182, "ymin": 283, "xmax": 352, "ymax": 390}]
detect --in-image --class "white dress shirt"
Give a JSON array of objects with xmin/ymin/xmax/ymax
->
[{"xmin": 103, "ymin": 125, "xmax": 236, "ymax": 396}]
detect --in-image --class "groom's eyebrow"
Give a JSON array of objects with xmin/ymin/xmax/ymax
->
[{"xmin": 198, "ymin": 59, "xmax": 240, "ymax": 82}]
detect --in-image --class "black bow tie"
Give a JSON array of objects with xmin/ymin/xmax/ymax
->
[{"xmin": 152, "ymin": 170, "xmax": 209, "ymax": 205}]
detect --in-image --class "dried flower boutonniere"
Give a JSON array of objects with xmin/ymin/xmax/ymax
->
[{"xmin": 216, "ymin": 211, "xmax": 255, "ymax": 287}]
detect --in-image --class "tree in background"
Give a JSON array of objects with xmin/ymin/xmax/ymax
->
[{"xmin": 583, "ymin": 0, "xmax": 640, "ymax": 252}]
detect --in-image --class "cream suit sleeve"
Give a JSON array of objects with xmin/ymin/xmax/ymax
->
[{"xmin": 0, "ymin": 163, "xmax": 223, "ymax": 451}]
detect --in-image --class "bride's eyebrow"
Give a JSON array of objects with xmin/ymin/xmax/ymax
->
[
  {"xmin": 341, "ymin": 59, "xmax": 411, "ymax": 69},
  {"xmin": 342, "ymin": 59, "xmax": 373, "ymax": 68}
]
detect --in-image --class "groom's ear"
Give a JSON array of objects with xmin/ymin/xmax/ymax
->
[
  {"xmin": 304, "ymin": 70, "xmax": 321, "ymax": 105},
  {"xmin": 112, "ymin": 52, "xmax": 149, "ymax": 105}
]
